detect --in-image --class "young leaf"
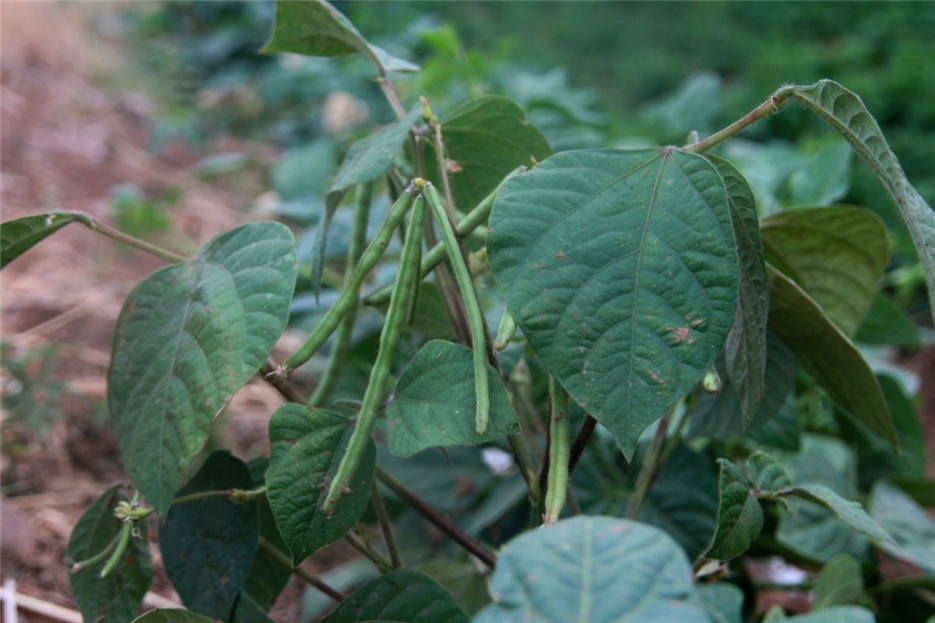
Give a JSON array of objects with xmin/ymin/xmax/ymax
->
[
  {"xmin": 474, "ymin": 516, "xmax": 709, "ymax": 623},
  {"xmin": 0, "ymin": 211, "xmax": 80, "ymax": 268},
  {"xmin": 108, "ymin": 222, "xmax": 296, "ymax": 516},
  {"xmin": 425, "ymin": 95, "xmax": 551, "ymax": 211},
  {"xmin": 308, "ymin": 104, "xmax": 422, "ymax": 297},
  {"xmin": 67, "ymin": 486, "xmax": 152, "ymax": 623},
  {"xmin": 705, "ymin": 459, "xmax": 764, "ymax": 561},
  {"xmin": 322, "ymin": 570, "xmax": 470, "ymax": 623},
  {"xmin": 386, "ymin": 340, "xmax": 519, "ymax": 457},
  {"xmin": 761, "ymin": 206, "xmax": 889, "ymax": 337},
  {"xmin": 787, "ymin": 80, "xmax": 935, "ymax": 322},
  {"xmin": 266, "ymin": 404, "xmax": 375, "ymax": 563},
  {"xmin": 767, "ymin": 266, "xmax": 897, "ymax": 448},
  {"xmin": 260, "ymin": 0, "xmax": 417, "ymax": 75},
  {"xmin": 488, "ymin": 148, "xmax": 738, "ymax": 457},
  {"xmin": 160, "ymin": 451, "xmax": 258, "ymax": 621},
  {"xmin": 708, "ymin": 156, "xmax": 769, "ymax": 426}
]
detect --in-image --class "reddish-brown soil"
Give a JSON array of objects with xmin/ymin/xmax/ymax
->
[{"xmin": 1, "ymin": 4, "xmax": 350, "ymax": 621}]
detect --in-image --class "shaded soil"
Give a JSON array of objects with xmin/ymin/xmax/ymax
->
[{"xmin": 0, "ymin": 4, "xmax": 347, "ymax": 621}]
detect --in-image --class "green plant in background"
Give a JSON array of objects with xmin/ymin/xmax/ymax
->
[{"xmin": 3, "ymin": 1, "xmax": 935, "ymax": 621}]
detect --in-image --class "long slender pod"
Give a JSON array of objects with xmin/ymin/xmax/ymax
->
[
  {"xmin": 422, "ymin": 183, "xmax": 491, "ymax": 434},
  {"xmin": 364, "ymin": 166, "xmax": 525, "ymax": 307},
  {"xmin": 310, "ymin": 183, "xmax": 373, "ymax": 405},
  {"xmin": 543, "ymin": 376, "xmax": 570, "ymax": 524},
  {"xmin": 323, "ymin": 192, "xmax": 426, "ymax": 511},
  {"xmin": 280, "ymin": 189, "xmax": 414, "ymax": 374}
]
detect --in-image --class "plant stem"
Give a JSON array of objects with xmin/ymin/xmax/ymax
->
[
  {"xmin": 370, "ymin": 481, "xmax": 402, "ymax": 569},
  {"xmin": 257, "ymin": 537, "xmax": 345, "ymax": 602},
  {"xmin": 421, "ymin": 96, "xmax": 458, "ymax": 215},
  {"xmin": 507, "ymin": 433, "xmax": 540, "ymax": 505},
  {"xmin": 343, "ymin": 532, "xmax": 393, "ymax": 572},
  {"xmin": 682, "ymin": 89, "xmax": 791, "ymax": 154},
  {"xmin": 377, "ymin": 76, "xmax": 407, "ymax": 121},
  {"xmin": 375, "ymin": 466, "xmax": 497, "ymax": 569},
  {"xmin": 624, "ymin": 409, "xmax": 673, "ymax": 520},
  {"xmin": 568, "ymin": 415, "xmax": 598, "ymax": 475},
  {"xmin": 310, "ymin": 183, "xmax": 372, "ymax": 406},
  {"xmin": 70, "ymin": 212, "xmax": 188, "ymax": 263},
  {"xmin": 423, "ymin": 183, "xmax": 491, "ymax": 434}
]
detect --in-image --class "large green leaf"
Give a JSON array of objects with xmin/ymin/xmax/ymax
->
[
  {"xmin": 697, "ymin": 583, "xmax": 744, "ymax": 623},
  {"xmin": 108, "ymin": 222, "xmax": 296, "ymax": 516},
  {"xmin": 160, "ymin": 451, "xmax": 258, "ymax": 621},
  {"xmin": 787, "ymin": 80, "xmax": 935, "ymax": 322},
  {"xmin": 767, "ymin": 266, "xmax": 897, "ymax": 448},
  {"xmin": 789, "ymin": 484, "xmax": 894, "ymax": 547},
  {"xmin": 426, "ymin": 95, "xmax": 550, "ymax": 211},
  {"xmin": 267, "ymin": 404, "xmax": 375, "ymax": 563},
  {"xmin": 260, "ymin": 0, "xmax": 417, "ymax": 75},
  {"xmin": 412, "ymin": 560, "xmax": 491, "ymax": 616},
  {"xmin": 323, "ymin": 570, "xmax": 469, "ymax": 623},
  {"xmin": 386, "ymin": 340, "xmax": 519, "ymax": 457},
  {"xmin": 869, "ymin": 480, "xmax": 935, "ymax": 574},
  {"xmin": 488, "ymin": 148, "xmax": 738, "ymax": 457},
  {"xmin": 0, "ymin": 211, "xmax": 80, "ymax": 268},
  {"xmin": 761, "ymin": 206, "xmax": 889, "ymax": 337},
  {"xmin": 67, "ymin": 486, "xmax": 152, "ymax": 623},
  {"xmin": 705, "ymin": 459, "xmax": 764, "ymax": 561},
  {"xmin": 709, "ymin": 156, "xmax": 769, "ymax": 425},
  {"xmin": 474, "ymin": 516, "xmax": 709, "ymax": 623},
  {"xmin": 811, "ymin": 554, "xmax": 864, "ymax": 609}
]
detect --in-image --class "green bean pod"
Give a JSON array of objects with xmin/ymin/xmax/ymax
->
[
  {"xmin": 494, "ymin": 307, "xmax": 517, "ymax": 351},
  {"xmin": 422, "ymin": 183, "xmax": 490, "ymax": 434},
  {"xmin": 310, "ymin": 183, "xmax": 373, "ymax": 405},
  {"xmin": 323, "ymin": 194, "xmax": 426, "ymax": 511},
  {"xmin": 363, "ymin": 166, "xmax": 525, "ymax": 307},
  {"xmin": 543, "ymin": 376, "xmax": 570, "ymax": 525},
  {"xmin": 282, "ymin": 189, "xmax": 414, "ymax": 373},
  {"xmin": 99, "ymin": 520, "xmax": 132, "ymax": 579}
]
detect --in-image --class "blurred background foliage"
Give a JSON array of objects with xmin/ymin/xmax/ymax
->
[{"xmin": 113, "ymin": 0, "xmax": 935, "ymax": 323}]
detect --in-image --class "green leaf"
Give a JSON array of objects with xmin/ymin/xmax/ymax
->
[
  {"xmin": 697, "ymin": 583, "xmax": 744, "ymax": 623},
  {"xmin": 130, "ymin": 610, "xmax": 216, "ymax": 623},
  {"xmin": 788, "ymin": 80, "xmax": 935, "ymax": 322},
  {"xmin": 310, "ymin": 105, "xmax": 420, "ymax": 296},
  {"xmin": 231, "ymin": 593, "xmax": 275, "ymax": 623},
  {"xmin": 869, "ymin": 480, "xmax": 935, "ymax": 574},
  {"xmin": 109, "ymin": 222, "xmax": 296, "ymax": 516},
  {"xmin": 412, "ymin": 560, "xmax": 491, "ymax": 617},
  {"xmin": 812, "ymin": 554, "xmax": 864, "ymax": 609},
  {"xmin": 788, "ymin": 139, "xmax": 852, "ymax": 207},
  {"xmin": 160, "ymin": 451, "xmax": 258, "ymax": 621},
  {"xmin": 709, "ymin": 156, "xmax": 769, "ymax": 425},
  {"xmin": 261, "ymin": 0, "xmax": 417, "ymax": 74},
  {"xmin": 639, "ymin": 444, "xmax": 718, "ymax": 559},
  {"xmin": 761, "ymin": 206, "xmax": 889, "ymax": 337},
  {"xmin": 854, "ymin": 375, "xmax": 926, "ymax": 484},
  {"xmin": 330, "ymin": 106, "xmax": 422, "ymax": 200},
  {"xmin": 705, "ymin": 459, "xmax": 763, "ymax": 561},
  {"xmin": 474, "ymin": 516, "xmax": 709, "ymax": 623},
  {"xmin": 790, "ymin": 484, "xmax": 894, "ymax": 547},
  {"xmin": 488, "ymin": 148, "xmax": 738, "ymax": 457},
  {"xmin": 273, "ymin": 139, "xmax": 336, "ymax": 202},
  {"xmin": 767, "ymin": 266, "xmax": 897, "ymax": 449},
  {"xmin": 0, "ymin": 211, "xmax": 80, "ymax": 268},
  {"xmin": 67, "ymin": 486, "xmax": 152, "ymax": 623},
  {"xmin": 854, "ymin": 293, "xmax": 921, "ymax": 348},
  {"xmin": 322, "ymin": 570, "xmax": 469, "ymax": 623},
  {"xmin": 267, "ymin": 404, "xmax": 375, "ymax": 562},
  {"xmin": 426, "ymin": 95, "xmax": 550, "ymax": 211},
  {"xmin": 746, "ymin": 452, "xmax": 792, "ymax": 494},
  {"xmin": 386, "ymin": 340, "xmax": 519, "ymax": 457}
]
